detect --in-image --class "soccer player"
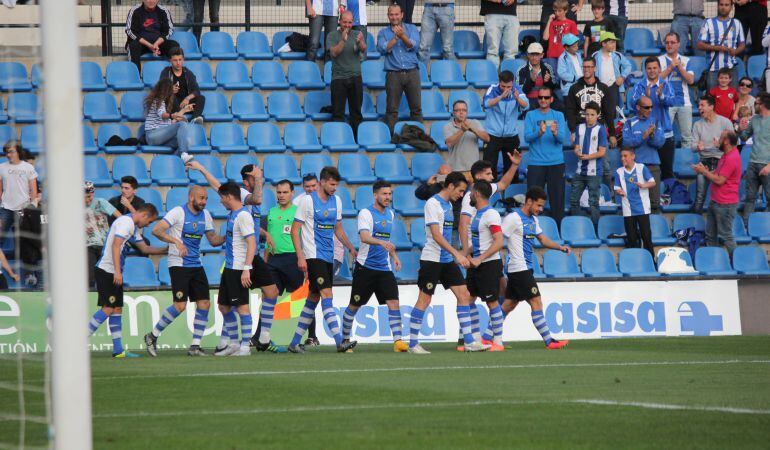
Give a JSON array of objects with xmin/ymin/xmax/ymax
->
[
  {"xmin": 87, "ymin": 204, "xmax": 165, "ymax": 358},
  {"xmin": 340, "ymin": 181, "xmax": 407, "ymax": 352},
  {"xmin": 214, "ymin": 182, "xmax": 257, "ymax": 356},
  {"xmin": 465, "ymin": 180, "xmax": 506, "ymax": 352},
  {"xmin": 495, "ymin": 186, "xmax": 570, "ymax": 350},
  {"xmin": 288, "ymin": 166, "xmax": 358, "ymax": 354},
  {"xmin": 143, "ymin": 186, "xmax": 222, "ymax": 357},
  {"xmin": 410, "ymin": 171, "xmax": 490, "ymax": 354}
]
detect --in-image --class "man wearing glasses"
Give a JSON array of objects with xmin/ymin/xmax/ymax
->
[
  {"xmin": 622, "ymin": 96, "xmax": 666, "ymax": 213},
  {"xmin": 444, "ymin": 100, "xmax": 491, "ymax": 181},
  {"xmin": 565, "ymin": 58, "xmax": 616, "ymax": 146},
  {"xmin": 660, "ymin": 32, "xmax": 696, "ymax": 151}
]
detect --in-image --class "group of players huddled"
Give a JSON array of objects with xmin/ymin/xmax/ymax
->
[{"xmin": 87, "ymin": 155, "xmax": 569, "ymax": 358}]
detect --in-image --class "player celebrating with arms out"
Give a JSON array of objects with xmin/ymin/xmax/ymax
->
[{"xmin": 339, "ymin": 181, "xmax": 406, "ymax": 352}]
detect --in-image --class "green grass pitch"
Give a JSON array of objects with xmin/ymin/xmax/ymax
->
[{"xmin": 3, "ymin": 336, "xmax": 770, "ymax": 449}]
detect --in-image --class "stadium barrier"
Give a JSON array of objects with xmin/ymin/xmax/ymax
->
[{"xmin": 0, "ymin": 279, "xmax": 743, "ymax": 354}]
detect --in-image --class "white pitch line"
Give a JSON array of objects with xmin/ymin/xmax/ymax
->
[
  {"xmin": 573, "ymin": 399, "xmax": 770, "ymax": 415},
  {"xmin": 92, "ymin": 359, "xmax": 770, "ymax": 381}
]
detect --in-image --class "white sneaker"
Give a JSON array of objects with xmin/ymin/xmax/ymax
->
[
  {"xmin": 180, "ymin": 152, "xmax": 194, "ymax": 164},
  {"xmin": 191, "ymin": 116, "xmax": 204, "ymax": 125},
  {"xmin": 408, "ymin": 344, "xmax": 431, "ymax": 354},
  {"xmin": 464, "ymin": 341, "xmax": 491, "ymax": 352},
  {"xmin": 235, "ymin": 345, "xmax": 251, "ymax": 356}
]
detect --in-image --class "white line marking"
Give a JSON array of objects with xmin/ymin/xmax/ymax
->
[
  {"xmin": 92, "ymin": 359, "xmax": 770, "ymax": 381},
  {"xmin": 573, "ymin": 399, "xmax": 770, "ymax": 415},
  {"xmin": 0, "ymin": 414, "xmax": 49, "ymax": 425}
]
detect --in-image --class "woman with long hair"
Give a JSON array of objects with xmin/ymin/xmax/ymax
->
[
  {"xmin": 144, "ymin": 77, "xmax": 194, "ymax": 157},
  {"xmin": 0, "ymin": 140, "xmax": 38, "ymax": 240}
]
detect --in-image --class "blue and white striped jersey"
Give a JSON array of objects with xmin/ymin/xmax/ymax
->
[
  {"xmin": 502, "ymin": 209, "xmax": 542, "ymax": 273},
  {"xmin": 421, "ymin": 194, "xmax": 454, "ymax": 263},
  {"xmin": 163, "ymin": 205, "xmax": 214, "ymax": 268},
  {"xmin": 224, "ymin": 207, "xmax": 255, "ymax": 270},
  {"xmin": 96, "ymin": 215, "xmax": 142, "ymax": 274},
  {"xmin": 699, "ymin": 18, "xmax": 745, "ymax": 71},
  {"xmin": 575, "ymin": 123, "xmax": 608, "ymax": 176},
  {"xmin": 471, "ymin": 206, "xmax": 502, "ymax": 263},
  {"xmin": 294, "ymin": 191, "xmax": 342, "ymax": 263},
  {"xmin": 356, "ymin": 206, "xmax": 394, "ymax": 271},
  {"xmin": 614, "ymin": 163, "xmax": 655, "ymax": 216}
]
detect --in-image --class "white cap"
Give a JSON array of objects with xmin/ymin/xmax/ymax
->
[{"xmin": 527, "ymin": 42, "xmax": 544, "ymax": 54}]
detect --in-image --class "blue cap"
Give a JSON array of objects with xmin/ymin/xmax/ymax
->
[{"xmin": 562, "ymin": 33, "xmax": 579, "ymax": 47}]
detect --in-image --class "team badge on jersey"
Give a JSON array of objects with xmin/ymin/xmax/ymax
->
[
  {"xmin": 192, "ymin": 222, "xmax": 198, "ymax": 230},
  {"xmin": 323, "ymin": 210, "xmax": 329, "ymax": 217},
  {"xmin": 380, "ymin": 220, "xmax": 387, "ymax": 227}
]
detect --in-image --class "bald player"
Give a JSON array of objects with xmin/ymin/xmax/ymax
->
[{"xmin": 144, "ymin": 185, "xmax": 224, "ymax": 356}]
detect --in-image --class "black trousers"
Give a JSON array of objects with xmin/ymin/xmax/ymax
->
[
  {"xmin": 192, "ymin": 0, "xmax": 221, "ymax": 42},
  {"xmin": 483, "ymin": 135, "xmax": 520, "ymax": 179},
  {"xmin": 331, "ymin": 75, "xmax": 364, "ymax": 140},
  {"xmin": 527, "ymin": 164, "xmax": 566, "ymax": 225},
  {"xmin": 659, "ymin": 137, "xmax": 675, "ymax": 181},
  {"xmin": 126, "ymin": 39, "xmax": 179, "ymax": 71},
  {"xmin": 624, "ymin": 214, "xmax": 655, "ymax": 260},
  {"xmin": 87, "ymin": 246, "xmax": 102, "ymax": 288},
  {"xmin": 172, "ymin": 93, "xmax": 205, "ymax": 119},
  {"xmin": 735, "ymin": 3, "xmax": 768, "ymax": 55},
  {"xmin": 393, "ymin": 0, "xmax": 415, "ymax": 23},
  {"xmin": 384, "ymin": 69, "xmax": 422, "ymax": 132}
]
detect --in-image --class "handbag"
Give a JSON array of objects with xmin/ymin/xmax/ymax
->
[{"xmin": 697, "ymin": 19, "xmax": 735, "ymax": 91}]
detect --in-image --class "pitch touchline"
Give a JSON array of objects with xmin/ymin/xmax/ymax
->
[{"xmin": 92, "ymin": 359, "xmax": 770, "ymax": 380}]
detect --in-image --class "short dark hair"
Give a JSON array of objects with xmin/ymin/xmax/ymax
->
[
  {"xmin": 739, "ymin": 76, "xmax": 753, "ymax": 86},
  {"xmin": 136, "ymin": 203, "xmax": 158, "ymax": 217},
  {"xmin": 525, "ymin": 186, "xmax": 547, "ymax": 202},
  {"xmin": 444, "ymin": 171, "xmax": 468, "ymax": 188},
  {"xmin": 275, "ymin": 179, "xmax": 294, "ymax": 191},
  {"xmin": 240, "ymin": 164, "xmax": 255, "ymax": 180},
  {"xmin": 717, "ymin": 67, "xmax": 733, "ymax": 78},
  {"xmin": 218, "ymin": 181, "xmax": 241, "ymax": 199},
  {"xmin": 699, "ymin": 93, "xmax": 716, "ymax": 107},
  {"xmin": 372, "ymin": 180, "xmax": 392, "ymax": 192},
  {"xmin": 665, "ymin": 31, "xmax": 680, "ymax": 43},
  {"xmin": 539, "ymin": 86, "xmax": 553, "ymax": 96},
  {"xmin": 620, "ymin": 146, "xmax": 636, "ymax": 154},
  {"xmin": 120, "ymin": 176, "xmax": 138, "ymax": 189},
  {"xmin": 498, "ymin": 70, "xmax": 514, "ymax": 83},
  {"xmin": 452, "ymin": 100, "xmax": 468, "ymax": 110},
  {"xmin": 758, "ymin": 92, "xmax": 770, "ymax": 110},
  {"xmin": 584, "ymin": 101, "xmax": 601, "ymax": 114},
  {"xmin": 319, "ymin": 166, "xmax": 341, "ymax": 182},
  {"xmin": 168, "ymin": 46, "xmax": 184, "ymax": 58},
  {"xmin": 644, "ymin": 56, "xmax": 660, "ymax": 68},
  {"xmin": 470, "ymin": 160, "xmax": 493, "ymax": 179},
  {"xmin": 302, "ymin": 173, "xmax": 318, "ymax": 184},
  {"xmin": 473, "ymin": 180, "xmax": 493, "ymax": 200},
  {"xmin": 722, "ymin": 131, "xmax": 739, "ymax": 147}
]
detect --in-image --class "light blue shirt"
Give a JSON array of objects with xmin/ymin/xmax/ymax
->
[
  {"xmin": 524, "ymin": 108, "xmax": 571, "ymax": 166},
  {"xmin": 377, "ymin": 24, "xmax": 420, "ymax": 71},
  {"xmin": 483, "ymin": 83, "xmax": 528, "ymax": 137}
]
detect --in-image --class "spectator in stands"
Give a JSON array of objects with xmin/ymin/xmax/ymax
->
[
  {"xmin": 733, "ymin": 77, "xmax": 756, "ymax": 121},
  {"xmin": 557, "ymin": 34, "xmax": 582, "ymax": 99},
  {"xmin": 709, "ymin": 67, "xmax": 739, "ymax": 120},
  {"xmin": 524, "ymin": 86, "xmax": 571, "ymax": 225},
  {"xmin": 672, "ymin": 0, "xmax": 705, "ymax": 57},
  {"xmin": 306, "ymin": 0, "xmax": 339, "ymax": 62},
  {"xmin": 693, "ymin": 130, "xmax": 742, "ymax": 256},
  {"xmin": 392, "ymin": 0, "xmax": 415, "ymax": 24},
  {"xmin": 480, "ymin": 0, "xmax": 519, "ymax": 67},
  {"xmin": 629, "ymin": 57, "xmax": 678, "ymax": 181},
  {"xmin": 691, "ymin": 94, "xmax": 734, "ymax": 214},
  {"xmin": 109, "ymin": 175, "xmax": 146, "ymax": 220},
  {"xmin": 540, "ymin": 0, "xmax": 583, "ymax": 54},
  {"xmin": 347, "ymin": 0, "xmax": 369, "ymax": 37},
  {"xmin": 0, "ymin": 247, "xmax": 19, "ymax": 290},
  {"xmin": 377, "ymin": 4, "xmax": 422, "ymax": 132},
  {"xmin": 518, "ymin": 42, "xmax": 558, "ymax": 111},
  {"xmin": 734, "ymin": 0, "xmax": 767, "ymax": 56},
  {"xmin": 160, "ymin": 47, "xmax": 204, "ymax": 124},
  {"xmin": 84, "ymin": 181, "xmax": 121, "ymax": 287},
  {"xmin": 0, "ymin": 140, "xmax": 38, "ymax": 240},
  {"xmin": 737, "ymin": 93, "xmax": 770, "ymax": 224},
  {"xmin": 415, "ymin": 163, "xmax": 453, "ymax": 200},
  {"xmin": 483, "ymin": 70, "xmax": 528, "ymax": 178},
  {"xmin": 603, "ymin": 0, "xmax": 628, "ymax": 52},
  {"xmin": 125, "ymin": 0, "xmax": 179, "ymax": 71},
  {"xmin": 192, "ymin": 0, "xmax": 221, "ymax": 42},
  {"xmin": 698, "ymin": 0, "xmax": 745, "ymax": 89},
  {"xmin": 583, "ymin": 0, "xmax": 617, "ymax": 58},
  {"xmin": 569, "ymin": 102, "xmax": 607, "ymax": 225},
  {"xmin": 660, "ymin": 32, "xmax": 695, "ymax": 152},
  {"xmin": 614, "ymin": 147, "xmax": 656, "ymax": 258},
  {"xmin": 763, "ymin": 25, "xmax": 770, "ymax": 93},
  {"xmin": 543, "ymin": 0, "xmax": 579, "ymax": 59},
  {"xmin": 418, "ymin": 1, "xmax": 456, "ymax": 65},
  {"xmin": 444, "ymin": 100, "xmax": 491, "ymax": 179},
  {"xmin": 565, "ymin": 58, "xmax": 616, "ymax": 145},
  {"xmin": 144, "ymin": 78, "xmax": 194, "ymax": 157},
  {"xmin": 328, "ymin": 11, "xmax": 366, "ymax": 139},
  {"xmin": 594, "ymin": 31, "xmax": 630, "ymax": 124},
  {"xmin": 622, "ymin": 96, "xmax": 665, "ymax": 213}
]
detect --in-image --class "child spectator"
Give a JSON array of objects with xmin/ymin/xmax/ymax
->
[
  {"xmin": 570, "ymin": 102, "xmax": 607, "ymax": 224},
  {"xmin": 709, "ymin": 68, "xmax": 739, "ymax": 120},
  {"xmin": 543, "ymin": 0, "xmax": 580, "ymax": 59},
  {"xmin": 557, "ymin": 33, "xmax": 583, "ymax": 98},
  {"xmin": 583, "ymin": 0, "xmax": 618, "ymax": 58},
  {"xmin": 594, "ymin": 31, "xmax": 632, "ymax": 125},
  {"xmin": 614, "ymin": 147, "xmax": 657, "ymax": 259}
]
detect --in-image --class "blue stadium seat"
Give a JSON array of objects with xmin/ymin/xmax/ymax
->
[
  {"xmin": 267, "ymin": 92, "xmax": 306, "ymax": 121},
  {"xmin": 362, "ymin": 59, "xmax": 386, "ymax": 89},
  {"xmin": 112, "ymin": 155, "xmax": 151, "ymax": 185},
  {"xmin": 428, "ymin": 32, "xmax": 444, "ymax": 59},
  {"xmin": 98, "ymin": 124, "xmax": 136, "ymax": 154},
  {"xmin": 448, "ymin": 90, "xmax": 485, "ymax": 120},
  {"xmin": 237, "ymin": 31, "xmax": 273, "ymax": 59},
  {"xmin": 560, "ymin": 216, "xmax": 602, "ymax": 247},
  {"xmin": 392, "ymin": 185, "xmax": 425, "ymax": 216},
  {"xmin": 300, "ymin": 154, "xmax": 333, "ymax": 177},
  {"xmin": 225, "ymin": 154, "xmax": 259, "ymax": 182},
  {"xmin": 534, "ymin": 215, "xmax": 562, "ymax": 247},
  {"xmin": 252, "ymin": 61, "xmax": 290, "ymax": 89},
  {"xmin": 695, "ymin": 247, "xmax": 737, "ymax": 276},
  {"xmin": 500, "ymin": 59, "xmax": 527, "ymax": 77},
  {"xmin": 732, "ymin": 246, "xmax": 770, "ymax": 275},
  {"xmin": 748, "ymin": 212, "xmax": 770, "ymax": 243},
  {"xmin": 734, "ymin": 58, "xmax": 747, "ymax": 80},
  {"xmin": 320, "ymin": 122, "xmax": 357, "ymax": 152},
  {"xmin": 80, "ymin": 61, "xmax": 107, "ymax": 91},
  {"xmin": 357, "ymin": 121, "xmax": 396, "ymax": 152},
  {"xmin": 662, "ymin": 183, "xmax": 694, "ymax": 213},
  {"xmin": 20, "ymin": 125, "xmax": 42, "ymax": 154},
  {"xmin": 673, "ymin": 147, "xmax": 699, "ymax": 178},
  {"xmin": 517, "ymin": 29, "xmax": 541, "ymax": 48},
  {"xmin": 410, "ymin": 218, "xmax": 426, "ymax": 248},
  {"xmin": 464, "ymin": 59, "xmax": 498, "ymax": 91},
  {"xmin": 504, "ymin": 184, "xmax": 528, "ymax": 200},
  {"xmin": 202, "ymin": 254, "xmax": 224, "ymax": 284},
  {"xmin": 83, "ymin": 92, "xmax": 121, "ymax": 122},
  {"xmin": 215, "ymin": 61, "xmax": 252, "ymax": 89},
  {"xmin": 650, "ymin": 214, "xmax": 677, "ymax": 245},
  {"xmin": 0, "ymin": 125, "xmax": 15, "ymax": 143},
  {"xmin": 358, "ymin": 93, "xmax": 380, "ymax": 121},
  {"xmin": 288, "ymin": 61, "xmax": 326, "ymax": 90},
  {"xmin": 84, "ymin": 156, "xmax": 112, "ymax": 187},
  {"xmin": 672, "ymin": 213, "xmax": 706, "ymax": 233},
  {"xmin": 138, "ymin": 124, "xmax": 174, "ymax": 154},
  {"xmin": 136, "ymin": 187, "xmax": 165, "ymax": 215},
  {"xmin": 260, "ymin": 189, "xmax": 277, "ymax": 215},
  {"xmin": 231, "ymin": 91, "xmax": 269, "ymax": 121},
  {"xmin": 336, "ymin": 186, "xmax": 357, "ymax": 217},
  {"xmin": 119, "ymin": 91, "xmax": 146, "ymax": 122},
  {"xmin": 597, "ymin": 215, "xmax": 626, "ymax": 246},
  {"xmin": 304, "ymin": 91, "xmax": 332, "ymax": 121},
  {"xmin": 94, "ymin": 188, "xmax": 119, "ymax": 201},
  {"xmin": 543, "ymin": 250, "xmax": 584, "ymax": 278},
  {"xmin": 141, "ymin": 60, "xmax": 169, "ymax": 88},
  {"xmin": 7, "ymin": 93, "xmax": 41, "ymax": 123},
  {"xmin": 454, "ymin": 30, "xmax": 484, "ymax": 59},
  {"xmin": 410, "ymin": 153, "xmax": 444, "ymax": 182},
  {"xmin": 418, "ymin": 61, "xmax": 433, "ymax": 88},
  {"xmin": 184, "ymin": 61, "xmax": 217, "ymax": 90},
  {"xmin": 618, "ymin": 248, "xmax": 661, "ymax": 277},
  {"xmin": 82, "ymin": 125, "xmax": 98, "ymax": 154},
  {"xmin": 247, "ymin": 122, "xmax": 287, "ymax": 153},
  {"xmin": 0, "ymin": 62, "xmax": 32, "ymax": 92},
  {"xmin": 747, "ymin": 54, "xmax": 766, "ymax": 82},
  {"xmin": 284, "ymin": 122, "xmax": 323, "ymax": 153},
  {"xmin": 354, "ymin": 185, "xmax": 374, "ymax": 210},
  {"xmin": 374, "ymin": 153, "xmax": 413, "ymax": 183},
  {"xmin": 686, "ymin": 56, "xmax": 707, "ymax": 83},
  {"xmin": 169, "ymin": 31, "xmax": 202, "ymax": 59},
  {"xmin": 202, "ymin": 91, "xmax": 234, "ymax": 122},
  {"xmin": 205, "ymin": 187, "xmax": 228, "ymax": 218},
  {"xmin": 201, "ymin": 31, "xmax": 238, "ymax": 59},
  {"xmin": 165, "ymin": 187, "xmax": 189, "ymax": 210},
  {"xmin": 365, "ymin": 32, "xmax": 381, "ymax": 59},
  {"xmin": 272, "ymin": 31, "xmax": 305, "ymax": 59},
  {"xmin": 157, "ymin": 257, "xmax": 171, "ymax": 285},
  {"xmin": 655, "ymin": 248, "xmax": 697, "ymax": 276},
  {"xmin": 263, "ymin": 154, "xmax": 301, "ymax": 184},
  {"xmin": 430, "ymin": 60, "xmax": 468, "ymax": 88},
  {"xmin": 188, "ymin": 154, "xmax": 227, "ymax": 185},
  {"xmin": 732, "ymin": 215, "xmax": 753, "ymax": 245},
  {"xmin": 429, "ymin": 122, "xmax": 447, "ymax": 152},
  {"xmin": 391, "ymin": 221, "xmax": 413, "ymax": 250},
  {"xmin": 421, "ymin": 90, "xmax": 451, "ymax": 120},
  {"xmin": 338, "ymin": 154, "xmax": 376, "ymax": 184},
  {"xmin": 210, "ymin": 123, "xmax": 249, "ymax": 153},
  {"xmin": 740, "ymin": 146, "xmax": 752, "ymax": 171},
  {"xmin": 323, "ymin": 61, "xmax": 332, "ymax": 85},
  {"xmin": 30, "ymin": 63, "xmax": 41, "ymax": 89},
  {"xmin": 395, "ymin": 251, "xmax": 419, "ymax": 281},
  {"xmin": 123, "ymin": 257, "xmax": 159, "ymax": 288},
  {"xmin": 376, "ymin": 91, "xmax": 410, "ymax": 120},
  {"xmin": 343, "ymin": 218, "xmax": 361, "ymax": 248},
  {"xmin": 105, "ymin": 61, "xmax": 144, "ymax": 90},
  {"xmin": 187, "ymin": 123, "xmax": 212, "ymax": 153},
  {"xmin": 150, "ymin": 155, "xmax": 189, "ymax": 186},
  {"xmin": 0, "ymin": 100, "xmax": 8, "ymax": 123},
  {"xmin": 393, "ymin": 121, "xmax": 426, "ymax": 151},
  {"xmin": 581, "ymin": 248, "xmax": 621, "ymax": 277},
  {"xmin": 624, "ymin": 28, "xmax": 659, "ymax": 56}
]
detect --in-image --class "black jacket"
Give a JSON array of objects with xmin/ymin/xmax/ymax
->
[
  {"xmin": 125, "ymin": 3, "xmax": 174, "ymax": 44},
  {"xmin": 565, "ymin": 77, "xmax": 616, "ymax": 137},
  {"xmin": 159, "ymin": 66, "xmax": 201, "ymax": 99},
  {"xmin": 517, "ymin": 62, "xmax": 558, "ymax": 97}
]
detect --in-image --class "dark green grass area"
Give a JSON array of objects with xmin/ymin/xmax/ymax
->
[{"xmin": 3, "ymin": 336, "xmax": 770, "ymax": 449}]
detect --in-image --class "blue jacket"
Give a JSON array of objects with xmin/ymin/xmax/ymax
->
[
  {"xmin": 622, "ymin": 115, "xmax": 665, "ymax": 165},
  {"xmin": 628, "ymin": 78, "xmax": 679, "ymax": 138},
  {"xmin": 483, "ymin": 83, "xmax": 528, "ymax": 137},
  {"xmin": 557, "ymin": 51, "xmax": 583, "ymax": 98},
  {"xmin": 592, "ymin": 50, "xmax": 632, "ymax": 93},
  {"xmin": 524, "ymin": 108, "xmax": 571, "ymax": 166}
]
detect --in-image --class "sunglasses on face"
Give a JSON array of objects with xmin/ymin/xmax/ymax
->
[
  {"xmin": 740, "ymin": 82, "xmax": 753, "ymax": 88},
  {"xmin": 639, "ymin": 105, "xmax": 652, "ymax": 110},
  {"xmin": 538, "ymin": 95, "xmax": 552, "ymax": 99}
]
